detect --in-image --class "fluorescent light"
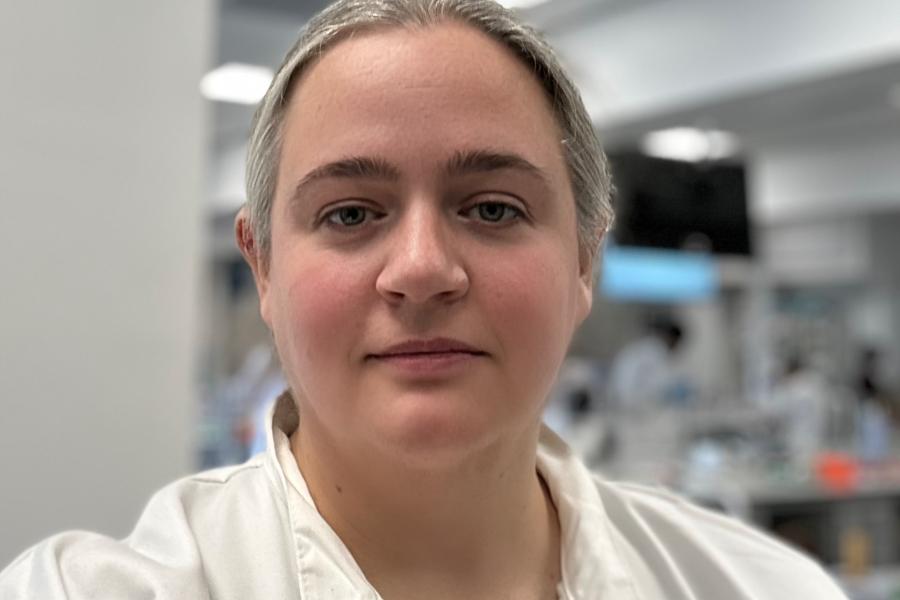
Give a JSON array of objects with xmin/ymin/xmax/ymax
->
[
  {"xmin": 641, "ymin": 127, "xmax": 740, "ymax": 162},
  {"xmin": 499, "ymin": 0, "xmax": 550, "ymax": 9},
  {"xmin": 200, "ymin": 63, "xmax": 274, "ymax": 105}
]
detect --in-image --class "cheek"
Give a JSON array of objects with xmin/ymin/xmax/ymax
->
[
  {"xmin": 269, "ymin": 254, "xmax": 371, "ymax": 379},
  {"xmin": 480, "ymin": 243, "xmax": 580, "ymax": 368}
]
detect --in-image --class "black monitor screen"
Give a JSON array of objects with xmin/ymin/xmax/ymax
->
[{"xmin": 608, "ymin": 151, "xmax": 752, "ymax": 256}]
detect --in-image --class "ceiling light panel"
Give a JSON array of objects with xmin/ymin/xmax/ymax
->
[{"xmin": 200, "ymin": 63, "xmax": 274, "ymax": 105}]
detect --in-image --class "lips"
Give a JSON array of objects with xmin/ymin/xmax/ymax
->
[{"xmin": 368, "ymin": 337, "xmax": 487, "ymax": 359}]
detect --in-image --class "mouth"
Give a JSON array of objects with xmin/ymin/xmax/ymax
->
[{"xmin": 367, "ymin": 338, "xmax": 488, "ymax": 361}]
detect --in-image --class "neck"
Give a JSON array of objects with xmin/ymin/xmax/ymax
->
[{"xmin": 291, "ymin": 416, "xmax": 561, "ymax": 599}]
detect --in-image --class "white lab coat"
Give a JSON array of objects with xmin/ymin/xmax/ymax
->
[{"xmin": 0, "ymin": 394, "xmax": 847, "ymax": 599}]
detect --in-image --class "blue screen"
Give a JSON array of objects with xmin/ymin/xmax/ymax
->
[{"xmin": 601, "ymin": 245, "xmax": 718, "ymax": 302}]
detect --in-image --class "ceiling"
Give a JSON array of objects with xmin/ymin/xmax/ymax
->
[
  {"xmin": 601, "ymin": 56, "xmax": 900, "ymax": 153},
  {"xmin": 210, "ymin": 0, "xmax": 653, "ymax": 148},
  {"xmin": 209, "ymin": 0, "xmax": 900, "ymax": 174},
  {"xmin": 221, "ymin": 0, "xmax": 329, "ymax": 19}
]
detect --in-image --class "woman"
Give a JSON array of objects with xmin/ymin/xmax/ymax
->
[{"xmin": 0, "ymin": 1, "xmax": 847, "ymax": 598}]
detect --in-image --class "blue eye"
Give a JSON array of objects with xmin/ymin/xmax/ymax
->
[
  {"xmin": 468, "ymin": 201, "xmax": 523, "ymax": 224},
  {"xmin": 324, "ymin": 205, "xmax": 373, "ymax": 227}
]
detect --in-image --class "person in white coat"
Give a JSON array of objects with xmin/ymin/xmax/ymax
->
[
  {"xmin": 0, "ymin": 1, "xmax": 848, "ymax": 598},
  {"xmin": 769, "ymin": 355, "xmax": 830, "ymax": 467}
]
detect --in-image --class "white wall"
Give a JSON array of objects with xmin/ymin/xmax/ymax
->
[
  {"xmin": 550, "ymin": 0, "xmax": 900, "ymax": 125},
  {"xmin": 751, "ymin": 126, "xmax": 900, "ymax": 223},
  {"xmin": 757, "ymin": 218, "xmax": 872, "ymax": 285},
  {"xmin": 0, "ymin": 2, "xmax": 212, "ymax": 566}
]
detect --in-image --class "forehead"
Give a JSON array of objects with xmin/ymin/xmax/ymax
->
[
  {"xmin": 276, "ymin": 22, "xmax": 568, "ymax": 189},
  {"xmin": 290, "ymin": 21, "xmax": 550, "ymax": 109}
]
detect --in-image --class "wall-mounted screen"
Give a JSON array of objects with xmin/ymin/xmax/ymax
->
[
  {"xmin": 608, "ymin": 151, "xmax": 752, "ymax": 256},
  {"xmin": 601, "ymin": 245, "xmax": 718, "ymax": 303}
]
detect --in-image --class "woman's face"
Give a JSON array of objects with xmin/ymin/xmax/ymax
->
[{"xmin": 253, "ymin": 23, "xmax": 594, "ymax": 465}]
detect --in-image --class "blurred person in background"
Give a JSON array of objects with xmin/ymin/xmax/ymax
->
[
  {"xmin": 608, "ymin": 315, "xmax": 695, "ymax": 410},
  {"xmin": 855, "ymin": 347, "xmax": 895, "ymax": 463},
  {"xmin": 201, "ymin": 343, "xmax": 286, "ymax": 467},
  {"xmin": 0, "ymin": 0, "xmax": 847, "ymax": 598},
  {"xmin": 546, "ymin": 383, "xmax": 613, "ymax": 470},
  {"xmin": 769, "ymin": 354, "xmax": 831, "ymax": 468},
  {"xmin": 543, "ymin": 356, "xmax": 607, "ymax": 459}
]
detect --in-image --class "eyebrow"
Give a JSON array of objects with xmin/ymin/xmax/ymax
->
[
  {"xmin": 291, "ymin": 156, "xmax": 402, "ymax": 200},
  {"xmin": 289, "ymin": 149, "xmax": 551, "ymax": 204},
  {"xmin": 444, "ymin": 149, "xmax": 550, "ymax": 184}
]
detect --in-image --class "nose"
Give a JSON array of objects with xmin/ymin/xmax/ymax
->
[{"xmin": 375, "ymin": 204, "xmax": 469, "ymax": 305}]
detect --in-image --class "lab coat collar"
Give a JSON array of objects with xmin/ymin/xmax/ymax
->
[
  {"xmin": 264, "ymin": 392, "xmax": 639, "ymax": 599},
  {"xmin": 537, "ymin": 426, "xmax": 641, "ymax": 599}
]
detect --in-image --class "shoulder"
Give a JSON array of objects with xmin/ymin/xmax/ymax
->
[
  {"xmin": 147, "ymin": 454, "xmax": 270, "ymax": 515},
  {"xmin": 0, "ymin": 456, "xmax": 290, "ymax": 600},
  {"xmin": 593, "ymin": 478, "xmax": 848, "ymax": 599},
  {"xmin": 0, "ymin": 527, "xmax": 209, "ymax": 600}
]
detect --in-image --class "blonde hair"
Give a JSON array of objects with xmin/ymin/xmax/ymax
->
[{"xmin": 245, "ymin": 0, "xmax": 612, "ymax": 265}]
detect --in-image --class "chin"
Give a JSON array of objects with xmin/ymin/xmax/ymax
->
[{"xmin": 366, "ymin": 393, "xmax": 533, "ymax": 469}]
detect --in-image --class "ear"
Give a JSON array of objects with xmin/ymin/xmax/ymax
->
[
  {"xmin": 235, "ymin": 207, "xmax": 272, "ymax": 327},
  {"xmin": 575, "ymin": 232, "xmax": 603, "ymax": 324}
]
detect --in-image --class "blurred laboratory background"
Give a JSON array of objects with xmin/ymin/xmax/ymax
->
[{"xmin": 2, "ymin": 0, "xmax": 900, "ymax": 597}]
